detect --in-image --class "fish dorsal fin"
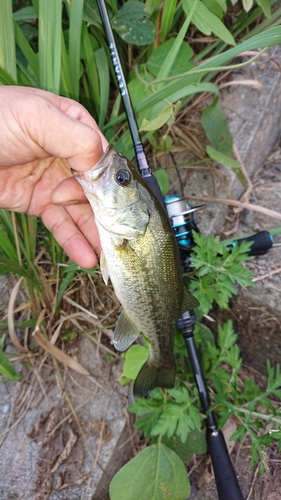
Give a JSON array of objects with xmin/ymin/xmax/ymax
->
[
  {"xmin": 100, "ymin": 251, "xmax": 109, "ymax": 285},
  {"xmin": 113, "ymin": 308, "xmax": 140, "ymax": 352},
  {"xmin": 181, "ymin": 287, "xmax": 199, "ymax": 314}
]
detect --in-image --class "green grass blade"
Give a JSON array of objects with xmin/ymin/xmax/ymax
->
[
  {"xmin": 68, "ymin": 0, "xmax": 84, "ymax": 100},
  {"xmin": 95, "ymin": 47, "xmax": 110, "ymax": 128},
  {"xmin": 0, "ymin": 67, "xmax": 17, "ymax": 85},
  {"xmin": 0, "ymin": 349, "xmax": 23, "ymax": 381},
  {"xmin": 81, "ymin": 22, "xmax": 100, "ymax": 113},
  {"xmin": 16, "ymin": 58, "xmax": 39, "ymax": 87},
  {"xmin": 18, "ymin": 214, "xmax": 38, "ymax": 262},
  {"xmin": 60, "ymin": 30, "xmax": 73, "ymax": 97},
  {"xmin": 0, "ymin": 0, "xmax": 17, "ymax": 82},
  {"xmin": 160, "ymin": 0, "xmax": 178, "ymax": 43},
  {"xmin": 156, "ymin": 0, "xmax": 198, "ymax": 81},
  {"xmin": 52, "ymin": 0, "xmax": 62, "ymax": 94},
  {"xmin": 103, "ymin": 25, "xmax": 281, "ymax": 130},
  {"xmin": 38, "ymin": 0, "xmax": 62, "ymax": 92},
  {"xmin": 0, "ymin": 225, "xmax": 18, "ymax": 261},
  {"xmin": 55, "ymin": 269, "xmax": 76, "ymax": 316},
  {"xmin": 13, "ymin": 6, "xmax": 37, "ymax": 22},
  {"xmin": 14, "ymin": 20, "xmax": 39, "ymax": 81}
]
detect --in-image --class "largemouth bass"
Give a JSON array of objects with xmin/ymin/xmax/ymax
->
[{"xmin": 74, "ymin": 146, "xmax": 199, "ymax": 396}]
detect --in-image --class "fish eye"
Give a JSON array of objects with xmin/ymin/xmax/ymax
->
[{"xmin": 115, "ymin": 169, "xmax": 131, "ymax": 186}]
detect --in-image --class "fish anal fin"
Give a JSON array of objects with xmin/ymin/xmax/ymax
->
[
  {"xmin": 133, "ymin": 360, "xmax": 176, "ymax": 397},
  {"xmin": 181, "ymin": 287, "xmax": 199, "ymax": 314},
  {"xmin": 100, "ymin": 251, "xmax": 109, "ymax": 285},
  {"xmin": 113, "ymin": 309, "xmax": 140, "ymax": 352}
]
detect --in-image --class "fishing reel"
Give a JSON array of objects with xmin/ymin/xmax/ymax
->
[
  {"xmin": 164, "ymin": 195, "xmax": 203, "ymax": 271},
  {"xmin": 164, "ymin": 194, "xmax": 274, "ymax": 265}
]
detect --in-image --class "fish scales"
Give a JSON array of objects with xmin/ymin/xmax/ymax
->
[{"xmin": 74, "ymin": 146, "xmax": 199, "ymax": 396}]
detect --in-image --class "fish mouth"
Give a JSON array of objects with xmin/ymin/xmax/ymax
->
[{"xmin": 72, "ymin": 145, "xmax": 114, "ymax": 182}]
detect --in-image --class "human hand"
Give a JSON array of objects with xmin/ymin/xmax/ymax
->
[{"xmin": 0, "ymin": 86, "xmax": 108, "ymax": 268}]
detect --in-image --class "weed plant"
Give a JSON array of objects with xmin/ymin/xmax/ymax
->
[{"xmin": 0, "ymin": 1, "xmax": 281, "ymax": 499}]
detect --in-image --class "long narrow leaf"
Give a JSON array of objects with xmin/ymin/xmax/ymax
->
[
  {"xmin": 81, "ymin": 22, "xmax": 100, "ymax": 112},
  {"xmin": 157, "ymin": 0, "xmax": 198, "ymax": 81},
  {"xmin": 14, "ymin": 21, "xmax": 39, "ymax": 81},
  {"xmin": 0, "ymin": 67, "xmax": 17, "ymax": 85},
  {"xmin": 103, "ymin": 26, "xmax": 281, "ymax": 129},
  {"xmin": 0, "ymin": 226, "xmax": 18, "ymax": 261},
  {"xmin": 60, "ymin": 30, "xmax": 73, "ymax": 98},
  {"xmin": 160, "ymin": 0, "xmax": 178, "ymax": 43},
  {"xmin": 0, "ymin": 0, "xmax": 17, "ymax": 82},
  {"xmin": 68, "ymin": 0, "xmax": 84, "ymax": 100},
  {"xmin": 95, "ymin": 47, "xmax": 110, "ymax": 128},
  {"xmin": 38, "ymin": 0, "xmax": 62, "ymax": 92}
]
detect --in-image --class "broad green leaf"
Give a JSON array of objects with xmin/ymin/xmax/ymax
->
[
  {"xmin": 256, "ymin": 0, "xmax": 271, "ymax": 18},
  {"xmin": 140, "ymin": 105, "xmax": 173, "ymax": 132},
  {"xmin": 202, "ymin": 0, "xmax": 224, "ymax": 18},
  {"xmin": 183, "ymin": 0, "xmax": 235, "ymax": 45},
  {"xmin": 112, "ymin": 1, "xmax": 155, "ymax": 45},
  {"xmin": 147, "ymin": 39, "xmax": 193, "ymax": 78},
  {"xmin": 214, "ymin": 0, "xmax": 227, "ymax": 9},
  {"xmin": 83, "ymin": 0, "xmax": 101, "ymax": 27},
  {"xmin": 161, "ymin": 428, "xmax": 207, "ymax": 461},
  {"xmin": 145, "ymin": 0, "xmax": 163, "ymax": 15},
  {"xmin": 242, "ymin": 0, "xmax": 254, "ymax": 11},
  {"xmin": 206, "ymin": 146, "xmax": 241, "ymax": 168},
  {"xmin": 201, "ymin": 97, "xmax": 233, "ymax": 156},
  {"xmin": 121, "ymin": 345, "xmax": 149, "ymax": 381},
  {"xmin": 109, "ymin": 443, "xmax": 190, "ymax": 500},
  {"xmin": 154, "ymin": 169, "xmax": 170, "ymax": 196},
  {"xmin": 0, "ymin": 0, "xmax": 17, "ymax": 82}
]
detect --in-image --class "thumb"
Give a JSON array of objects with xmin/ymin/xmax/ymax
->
[{"xmin": 35, "ymin": 105, "xmax": 108, "ymax": 171}]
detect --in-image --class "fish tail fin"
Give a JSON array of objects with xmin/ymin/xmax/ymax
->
[{"xmin": 133, "ymin": 361, "xmax": 176, "ymax": 397}]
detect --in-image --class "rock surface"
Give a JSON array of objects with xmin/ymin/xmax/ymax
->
[{"xmin": 0, "ymin": 337, "xmax": 131, "ymax": 500}]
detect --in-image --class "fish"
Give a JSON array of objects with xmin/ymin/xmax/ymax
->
[{"xmin": 74, "ymin": 145, "xmax": 199, "ymax": 396}]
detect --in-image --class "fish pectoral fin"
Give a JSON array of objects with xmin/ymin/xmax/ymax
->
[
  {"xmin": 100, "ymin": 251, "xmax": 109, "ymax": 285},
  {"xmin": 181, "ymin": 287, "xmax": 199, "ymax": 313},
  {"xmin": 114, "ymin": 238, "xmax": 128, "ymax": 250},
  {"xmin": 113, "ymin": 309, "xmax": 140, "ymax": 352}
]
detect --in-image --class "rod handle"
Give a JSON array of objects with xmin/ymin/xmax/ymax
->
[
  {"xmin": 228, "ymin": 230, "xmax": 273, "ymax": 256},
  {"xmin": 207, "ymin": 430, "xmax": 244, "ymax": 500}
]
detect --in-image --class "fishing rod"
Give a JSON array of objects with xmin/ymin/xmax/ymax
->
[
  {"xmin": 96, "ymin": 2, "xmax": 273, "ymax": 499},
  {"xmin": 96, "ymin": 0, "xmax": 165, "ymax": 210}
]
